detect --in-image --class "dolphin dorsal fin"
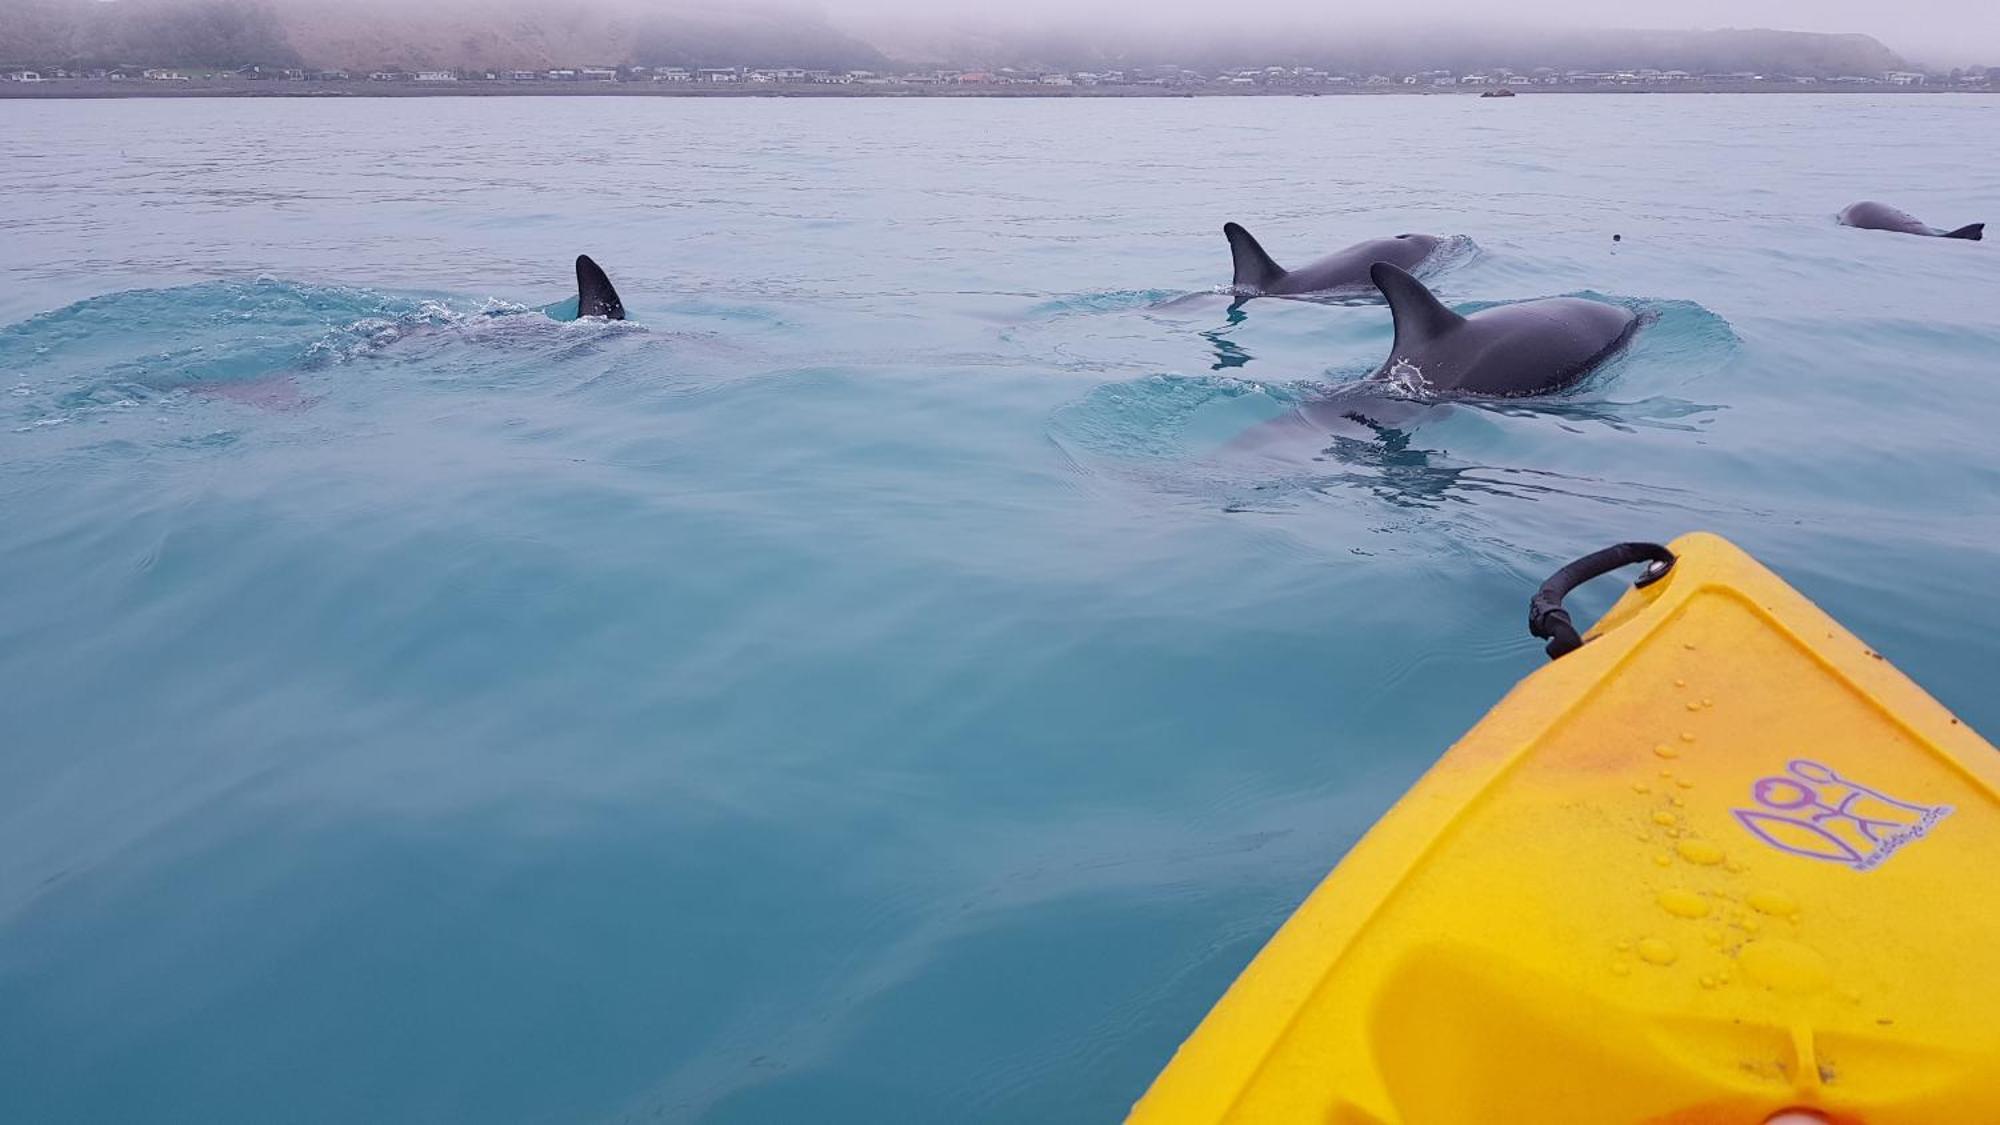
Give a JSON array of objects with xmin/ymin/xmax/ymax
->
[
  {"xmin": 1371, "ymin": 262, "xmax": 1464, "ymax": 347},
  {"xmin": 1943, "ymin": 222, "xmax": 1984, "ymax": 241},
  {"xmin": 576, "ymin": 255, "xmax": 625, "ymax": 320},
  {"xmin": 1224, "ymin": 223, "xmax": 1287, "ymax": 290}
]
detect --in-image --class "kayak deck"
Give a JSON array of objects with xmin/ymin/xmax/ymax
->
[{"xmin": 1131, "ymin": 532, "xmax": 2000, "ymax": 1124}]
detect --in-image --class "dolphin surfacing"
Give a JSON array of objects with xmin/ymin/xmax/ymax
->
[
  {"xmin": 1838, "ymin": 201, "xmax": 1983, "ymax": 241},
  {"xmin": 576, "ymin": 254, "xmax": 626, "ymax": 319},
  {"xmin": 1368, "ymin": 263, "xmax": 1637, "ymax": 397},
  {"xmin": 1224, "ymin": 223, "xmax": 1443, "ymax": 297}
]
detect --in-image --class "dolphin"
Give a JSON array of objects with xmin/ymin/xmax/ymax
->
[
  {"xmin": 1837, "ymin": 201, "xmax": 1983, "ymax": 241},
  {"xmin": 575, "ymin": 254, "xmax": 626, "ymax": 319},
  {"xmin": 1224, "ymin": 223, "xmax": 1442, "ymax": 297},
  {"xmin": 1366, "ymin": 262, "xmax": 1637, "ymax": 397}
]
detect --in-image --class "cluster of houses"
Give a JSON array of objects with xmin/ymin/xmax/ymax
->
[{"xmin": 3, "ymin": 63, "xmax": 1991, "ymax": 90}]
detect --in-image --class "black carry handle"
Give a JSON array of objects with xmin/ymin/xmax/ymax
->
[{"xmin": 1528, "ymin": 542, "xmax": 1677, "ymax": 660}]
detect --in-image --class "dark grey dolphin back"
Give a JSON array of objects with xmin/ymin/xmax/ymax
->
[
  {"xmin": 1223, "ymin": 223, "xmax": 1287, "ymax": 290},
  {"xmin": 1839, "ymin": 201, "xmax": 1984, "ymax": 240},
  {"xmin": 576, "ymin": 255, "xmax": 625, "ymax": 320},
  {"xmin": 1370, "ymin": 262, "xmax": 1465, "ymax": 354}
]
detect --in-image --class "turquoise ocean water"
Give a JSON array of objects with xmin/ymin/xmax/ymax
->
[{"xmin": 1, "ymin": 94, "xmax": 1995, "ymax": 1121}]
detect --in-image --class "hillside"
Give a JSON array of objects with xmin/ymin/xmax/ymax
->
[{"xmin": 0, "ymin": 0, "xmax": 1912, "ymax": 78}]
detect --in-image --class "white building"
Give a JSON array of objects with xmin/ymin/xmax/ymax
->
[
  {"xmin": 414, "ymin": 71, "xmax": 457, "ymax": 82},
  {"xmin": 1886, "ymin": 71, "xmax": 1926, "ymax": 86}
]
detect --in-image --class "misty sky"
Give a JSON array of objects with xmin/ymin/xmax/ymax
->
[{"xmin": 824, "ymin": 0, "xmax": 2000, "ymax": 63}]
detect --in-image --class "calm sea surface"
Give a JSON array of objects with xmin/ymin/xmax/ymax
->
[{"xmin": 1, "ymin": 94, "xmax": 1996, "ymax": 1122}]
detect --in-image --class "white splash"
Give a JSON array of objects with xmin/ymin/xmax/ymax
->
[{"xmin": 1384, "ymin": 357, "xmax": 1432, "ymax": 397}]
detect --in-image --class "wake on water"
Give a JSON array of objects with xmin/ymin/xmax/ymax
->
[{"xmin": 0, "ymin": 279, "xmax": 642, "ymax": 424}]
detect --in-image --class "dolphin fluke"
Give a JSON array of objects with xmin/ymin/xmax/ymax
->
[
  {"xmin": 1224, "ymin": 223, "xmax": 1287, "ymax": 291},
  {"xmin": 576, "ymin": 255, "xmax": 625, "ymax": 320},
  {"xmin": 1370, "ymin": 262, "xmax": 1465, "ymax": 350},
  {"xmin": 1943, "ymin": 223, "xmax": 1985, "ymax": 241}
]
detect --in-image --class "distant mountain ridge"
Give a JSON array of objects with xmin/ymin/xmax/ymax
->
[{"xmin": 0, "ymin": 0, "xmax": 1912, "ymax": 78}]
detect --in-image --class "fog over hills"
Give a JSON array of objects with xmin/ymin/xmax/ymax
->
[{"xmin": 0, "ymin": 0, "xmax": 1948, "ymax": 76}]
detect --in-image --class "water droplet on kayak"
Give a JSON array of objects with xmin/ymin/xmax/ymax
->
[
  {"xmin": 1614, "ymin": 939, "xmax": 1632, "ymax": 952},
  {"xmin": 1699, "ymin": 975, "xmax": 1717, "ymax": 989},
  {"xmin": 1632, "ymin": 782, "xmax": 1652, "ymax": 794},
  {"xmin": 1675, "ymin": 778, "xmax": 1696, "ymax": 790},
  {"xmin": 1654, "ymin": 854, "xmax": 1673, "ymax": 867},
  {"xmin": 1738, "ymin": 939, "xmax": 1830, "ymax": 994},
  {"xmin": 1677, "ymin": 839, "xmax": 1726, "ymax": 865},
  {"xmin": 1611, "ymin": 961, "xmax": 1632, "ymax": 977},
  {"xmin": 1658, "ymin": 889, "xmax": 1710, "ymax": 918},
  {"xmin": 1674, "ymin": 678, "xmax": 1687, "ymax": 688},
  {"xmin": 1685, "ymin": 701, "xmax": 1702, "ymax": 712},
  {"xmin": 1638, "ymin": 938, "xmax": 1678, "ymax": 966},
  {"xmin": 1747, "ymin": 889, "xmax": 1800, "ymax": 918},
  {"xmin": 1680, "ymin": 732, "xmax": 1698, "ymax": 743},
  {"xmin": 1652, "ymin": 811, "xmax": 1678, "ymax": 826},
  {"xmin": 1653, "ymin": 744, "xmax": 1680, "ymax": 759}
]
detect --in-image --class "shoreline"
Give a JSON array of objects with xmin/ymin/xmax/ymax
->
[{"xmin": 2, "ymin": 79, "xmax": 1992, "ymax": 101}]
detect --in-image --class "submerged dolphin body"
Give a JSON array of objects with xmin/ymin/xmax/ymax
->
[
  {"xmin": 1224, "ymin": 223, "xmax": 1442, "ymax": 297},
  {"xmin": 1837, "ymin": 201, "xmax": 1983, "ymax": 241},
  {"xmin": 1367, "ymin": 263, "xmax": 1637, "ymax": 397},
  {"xmin": 575, "ymin": 254, "xmax": 626, "ymax": 319}
]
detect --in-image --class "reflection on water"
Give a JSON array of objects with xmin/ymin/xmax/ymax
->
[{"xmin": 1199, "ymin": 304, "xmax": 1252, "ymax": 370}]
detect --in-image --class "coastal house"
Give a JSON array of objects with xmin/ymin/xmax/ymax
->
[
  {"xmin": 1885, "ymin": 71, "xmax": 1926, "ymax": 85},
  {"xmin": 547, "ymin": 69, "xmax": 578, "ymax": 81},
  {"xmin": 145, "ymin": 69, "xmax": 191, "ymax": 81},
  {"xmin": 653, "ymin": 69, "xmax": 691, "ymax": 82},
  {"xmin": 8, "ymin": 71, "xmax": 44, "ymax": 82},
  {"xmin": 507, "ymin": 70, "xmax": 537, "ymax": 81},
  {"xmin": 698, "ymin": 68, "xmax": 738, "ymax": 83},
  {"xmin": 580, "ymin": 67, "xmax": 617, "ymax": 82},
  {"xmin": 414, "ymin": 71, "xmax": 458, "ymax": 82}
]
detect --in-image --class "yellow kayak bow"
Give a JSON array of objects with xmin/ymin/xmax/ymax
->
[{"xmin": 1132, "ymin": 533, "xmax": 2000, "ymax": 1125}]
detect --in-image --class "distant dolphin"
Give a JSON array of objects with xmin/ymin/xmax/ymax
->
[
  {"xmin": 1224, "ymin": 223, "xmax": 1442, "ymax": 297},
  {"xmin": 575, "ymin": 254, "xmax": 626, "ymax": 319},
  {"xmin": 1366, "ymin": 263, "xmax": 1636, "ymax": 397},
  {"xmin": 1837, "ymin": 201, "xmax": 1983, "ymax": 241}
]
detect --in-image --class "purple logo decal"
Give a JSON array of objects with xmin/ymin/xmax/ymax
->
[{"xmin": 1732, "ymin": 759, "xmax": 1950, "ymax": 872}]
